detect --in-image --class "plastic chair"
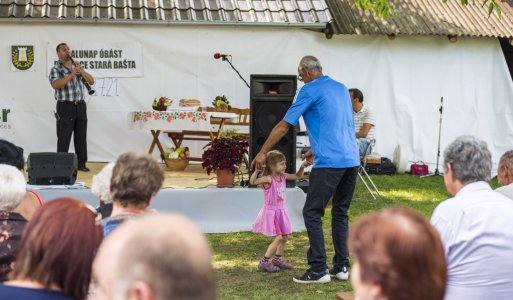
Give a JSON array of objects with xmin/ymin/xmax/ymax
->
[{"xmin": 358, "ymin": 139, "xmax": 383, "ymax": 201}]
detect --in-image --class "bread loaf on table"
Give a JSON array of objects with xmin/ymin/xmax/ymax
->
[{"xmin": 179, "ymin": 99, "xmax": 202, "ymax": 107}]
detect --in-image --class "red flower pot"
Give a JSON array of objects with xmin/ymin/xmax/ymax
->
[{"xmin": 216, "ymin": 168, "xmax": 235, "ymax": 187}]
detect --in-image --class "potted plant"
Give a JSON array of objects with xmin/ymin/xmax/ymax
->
[
  {"xmin": 152, "ymin": 96, "xmax": 173, "ymax": 111},
  {"xmin": 202, "ymin": 137, "xmax": 249, "ymax": 187},
  {"xmin": 164, "ymin": 146, "xmax": 190, "ymax": 171},
  {"xmin": 212, "ymin": 95, "xmax": 231, "ymax": 112}
]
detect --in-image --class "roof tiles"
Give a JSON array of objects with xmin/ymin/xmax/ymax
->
[
  {"xmin": 325, "ymin": 0, "xmax": 513, "ymax": 38},
  {"xmin": 0, "ymin": 0, "xmax": 332, "ymax": 24}
]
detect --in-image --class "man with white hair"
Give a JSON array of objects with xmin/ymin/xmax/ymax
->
[
  {"xmin": 496, "ymin": 150, "xmax": 513, "ymax": 200},
  {"xmin": 0, "ymin": 165, "xmax": 28, "ymax": 281},
  {"xmin": 251, "ymin": 55, "xmax": 359, "ymax": 283},
  {"xmin": 431, "ymin": 136, "xmax": 513, "ymax": 299},
  {"xmin": 91, "ymin": 214, "xmax": 216, "ymax": 300}
]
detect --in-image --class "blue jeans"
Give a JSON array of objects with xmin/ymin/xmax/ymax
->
[
  {"xmin": 356, "ymin": 139, "xmax": 371, "ymax": 156},
  {"xmin": 303, "ymin": 167, "xmax": 359, "ymax": 272}
]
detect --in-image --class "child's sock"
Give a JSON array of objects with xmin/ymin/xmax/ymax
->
[
  {"xmin": 261, "ymin": 256, "xmax": 270, "ymax": 263},
  {"xmin": 272, "ymin": 255, "xmax": 282, "ymax": 263}
]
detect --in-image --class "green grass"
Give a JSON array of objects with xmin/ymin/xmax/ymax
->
[{"xmin": 208, "ymin": 174, "xmax": 499, "ymax": 300}]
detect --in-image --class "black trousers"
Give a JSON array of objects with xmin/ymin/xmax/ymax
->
[
  {"xmin": 56, "ymin": 101, "xmax": 88, "ymax": 167},
  {"xmin": 303, "ymin": 167, "xmax": 358, "ymax": 272}
]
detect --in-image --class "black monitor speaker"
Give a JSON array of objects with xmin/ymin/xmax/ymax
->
[
  {"xmin": 27, "ymin": 152, "xmax": 77, "ymax": 185},
  {"xmin": 250, "ymin": 74, "xmax": 297, "ymax": 187}
]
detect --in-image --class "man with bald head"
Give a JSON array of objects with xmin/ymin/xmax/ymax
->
[
  {"xmin": 91, "ymin": 214, "xmax": 216, "ymax": 300},
  {"xmin": 496, "ymin": 150, "xmax": 513, "ymax": 200}
]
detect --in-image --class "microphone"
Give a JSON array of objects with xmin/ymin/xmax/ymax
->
[{"xmin": 214, "ymin": 53, "xmax": 230, "ymax": 60}]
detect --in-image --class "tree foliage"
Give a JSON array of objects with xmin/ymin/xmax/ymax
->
[{"xmin": 354, "ymin": 0, "xmax": 502, "ymax": 18}]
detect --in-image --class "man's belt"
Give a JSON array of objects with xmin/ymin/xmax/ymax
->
[{"xmin": 58, "ymin": 100, "xmax": 84, "ymax": 105}]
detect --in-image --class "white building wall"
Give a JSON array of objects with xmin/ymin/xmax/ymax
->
[{"xmin": 0, "ymin": 24, "xmax": 512, "ymax": 171}]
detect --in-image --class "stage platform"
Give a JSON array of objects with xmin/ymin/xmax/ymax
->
[
  {"xmin": 33, "ymin": 162, "xmax": 307, "ymax": 233},
  {"xmin": 75, "ymin": 162, "xmax": 226, "ymax": 189}
]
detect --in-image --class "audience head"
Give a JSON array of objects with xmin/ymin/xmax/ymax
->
[
  {"xmin": 92, "ymin": 214, "xmax": 215, "ymax": 300},
  {"xmin": 348, "ymin": 207, "xmax": 447, "ymax": 300},
  {"xmin": 443, "ymin": 135, "xmax": 492, "ymax": 195},
  {"xmin": 298, "ymin": 56, "xmax": 322, "ymax": 83},
  {"xmin": 0, "ymin": 139, "xmax": 24, "ymax": 170},
  {"xmin": 498, "ymin": 150, "xmax": 513, "ymax": 186},
  {"xmin": 110, "ymin": 152, "xmax": 164, "ymax": 209},
  {"xmin": 9, "ymin": 198, "xmax": 102, "ymax": 299},
  {"xmin": 0, "ymin": 165, "xmax": 26, "ymax": 211},
  {"xmin": 92, "ymin": 163, "xmax": 115, "ymax": 205}
]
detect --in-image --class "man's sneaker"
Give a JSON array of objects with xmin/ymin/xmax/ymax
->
[
  {"xmin": 258, "ymin": 260, "xmax": 280, "ymax": 273},
  {"xmin": 293, "ymin": 269, "xmax": 331, "ymax": 284},
  {"xmin": 329, "ymin": 266, "xmax": 349, "ymax": 280},
  {"xmin": 272, "ymin": 259, "xmax": 293, "ymax": 270}
]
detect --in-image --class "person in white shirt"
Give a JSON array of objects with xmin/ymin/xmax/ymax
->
[
  {"xmin": 431, "ymin": 136, "xmax": 513, "ymax": 300},
  {"xmin": 496, "ymin": 150, "xmax": 513, "ymax": 200},
  {"xmin": 349, "ymin": 88, "xmax": 375, "ymax": 156}
]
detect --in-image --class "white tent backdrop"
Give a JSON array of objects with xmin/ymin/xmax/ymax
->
[{"xmin": 1, "ymin": 24, "xmax": 512, "ymax": 170}]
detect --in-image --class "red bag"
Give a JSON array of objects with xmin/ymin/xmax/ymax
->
[{"xmin": 410, "ymin": 162, "xmax": 429, "ymax": 176}]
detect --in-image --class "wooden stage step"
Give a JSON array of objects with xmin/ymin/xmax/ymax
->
[{"xmin": 335, "ymin": 291, "xmax": 354, "ymax": 300}]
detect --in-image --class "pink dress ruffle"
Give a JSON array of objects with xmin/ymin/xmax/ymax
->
[{"xmin": 253, "ymin": 174, "xmax": 292, "ymax": 236}]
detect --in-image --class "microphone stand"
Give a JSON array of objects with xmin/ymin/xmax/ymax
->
[
  {"xmin": 422, "ymin": 97, "xmax": 444, "ymax": 178},
  {"xmin": 220, "ymin": 56, "xmax": 250, "ymax": 88}
]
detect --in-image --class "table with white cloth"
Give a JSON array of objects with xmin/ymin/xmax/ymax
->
[{"xmin": 128, "ymin": 109, "xmax": 237, "ymax": 164}]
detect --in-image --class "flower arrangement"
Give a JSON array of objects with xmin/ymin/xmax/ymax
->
[
  {"xmin": 212, "ymin": 95, "xmax": 231, "ymax": 112},
  {"xmin": 202, "ymin": 137, "xmax": 249, "ymax": 175},
  {"xmin": 164, "ymin": 147, "xmax": 190, "ymax": 159},
  {"xmin": 152, "ymin": 96, "xmax": 173, "ymax": 111}
]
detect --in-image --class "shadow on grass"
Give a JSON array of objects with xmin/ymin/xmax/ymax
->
[{"xmin": 208, "ymin": 174, "xmax": 453, "ymax": 299}]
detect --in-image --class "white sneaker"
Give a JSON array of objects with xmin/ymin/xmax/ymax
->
[{"xmin": 329, "ymin": 266, "xmax": 349, "ymax": 280}]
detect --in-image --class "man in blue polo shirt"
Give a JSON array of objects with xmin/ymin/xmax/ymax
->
[{"xmin": 251, "ymin": 55, "xmax": 359, "ymax": 283}]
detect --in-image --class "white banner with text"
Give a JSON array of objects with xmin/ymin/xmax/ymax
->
[{"xmin": 46, "ymin": 42, "xmax": 143, "ymax": 78}]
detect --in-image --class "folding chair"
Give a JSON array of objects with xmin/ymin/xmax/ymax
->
[{"xmin": 357, "ymin": 139, "xmax": 383, "ymax": 201}]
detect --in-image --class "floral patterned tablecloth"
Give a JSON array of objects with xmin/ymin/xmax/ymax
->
[{"xmin": 128, "ymin": 110, "xmax": 236, "ymax": 131}]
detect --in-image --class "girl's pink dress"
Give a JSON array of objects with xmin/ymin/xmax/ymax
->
[{"xmin": 252, "ymin": 174, "xmax": 292, "ymax": 236}]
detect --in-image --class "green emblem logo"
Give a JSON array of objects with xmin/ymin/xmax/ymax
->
[{"xmin": 11, "ymin": 46, "xmax": 34, "ymax": 71}]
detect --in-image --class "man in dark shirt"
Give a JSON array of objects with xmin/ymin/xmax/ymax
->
[{"xmin": 0, "ymin": 165, "xmax": 29, "ymax": 281}]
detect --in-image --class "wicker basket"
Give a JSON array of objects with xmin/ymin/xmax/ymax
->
[
  {"xmin": 165, "ymin": 158, "xmax": 189, "ymax": 171},
  {"xmin": 215, "ymin": 104, "xmax": 229, "ymax": 112}
]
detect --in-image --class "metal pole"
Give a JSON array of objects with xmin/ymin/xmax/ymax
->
[
  {"xmin": 223, "ymin": 56, "xmax": 250, "ymax": 88},
  {"xmin": 422, "ymin": 97, "xmax": 444, "ymax": 178}
]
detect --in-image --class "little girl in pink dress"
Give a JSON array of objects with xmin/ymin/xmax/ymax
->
[{"xmin": 250, "ymin": 150, "xmax": 310, "ymax": 273}]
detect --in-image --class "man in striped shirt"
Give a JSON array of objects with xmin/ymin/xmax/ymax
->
[{"xmin": 349, "ymin": 88, "xmax": 375, "ymax": 156}]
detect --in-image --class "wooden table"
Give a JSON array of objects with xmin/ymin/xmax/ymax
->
[{"xmin": 128, "ymin": 109, "xmax": 237, "ymax": 165}]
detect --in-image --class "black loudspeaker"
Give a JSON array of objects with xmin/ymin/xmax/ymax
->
[
  {"xmin": 250, "ymin": 75, "xmax": 297, "ymax": 187},
  {"xmin": 27, "ymin": 152, "xmax": 77, "ymax": 185}
]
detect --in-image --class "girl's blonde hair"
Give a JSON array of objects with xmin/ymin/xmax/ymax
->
[{"xmin": 263, "ymin": 150, "xmax": 286, "ymax": 176}]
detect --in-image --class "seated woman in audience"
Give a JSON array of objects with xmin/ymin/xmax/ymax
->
[
  {"xmin": 0, "ymin": 139, "xmax": 44, "ymax": 220},
  {"xmin": 91, "ymin": 163, "xmax": 115, "ymax": 219},
  {"xmin": 0, "ymin": 165, "xmax": 29, "ymax": 282},
  {"xmin": 0, "ymin": 198, "xmax": 103, "ymax": 300},
  {"xmin": 348, "ymin": 207, "xmax": 447, "ymax": 300}
]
